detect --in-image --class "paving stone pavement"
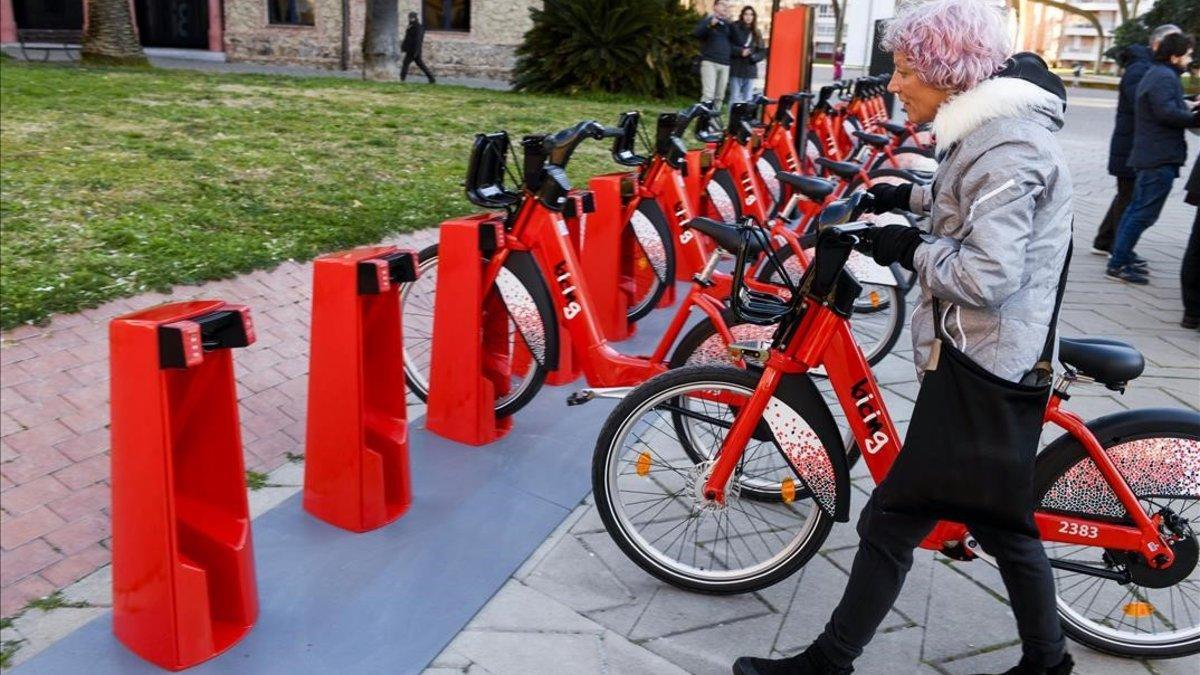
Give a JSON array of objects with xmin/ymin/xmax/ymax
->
[{"xmin": 421, "ymin": 95, "xmax": 1199, "ymax": 673}]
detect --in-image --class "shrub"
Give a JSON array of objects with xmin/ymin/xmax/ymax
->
[{"xmin": 513, "ymin": 0, "xmax": 702, "ymax": 99}]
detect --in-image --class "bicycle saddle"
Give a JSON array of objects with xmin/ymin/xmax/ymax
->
[
  {"xmin": 852, "ymin": 130, "xmax": 890, "ymax": 148},
  {"xmin": 687, "ymin": 217, "xmax": 766, "ymax": 257},
  {"xmin": 1058, "ymin": 337, "xmax": 1144, "ymax": 390},
  {"xmin": 815, "ymin": 157, "xmax": 863, "ymax": 181},
  {"xmin": 881, "ymin": 121, "xmax": 908, "ymax": 136},
  {"xmin": 777, "ymin": 172, "xmax": 836, "ymax": 202}
]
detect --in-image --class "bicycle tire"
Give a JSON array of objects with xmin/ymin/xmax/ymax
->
[
  {"xmin": 1033, "ymin": 408, "xmax": 1200, "ymax": 658},
  {"xmin": 592, "ymin": 365, "xmax": 838, "ymax": 594},
  {"xmin": 624, "ymin": 199, "xmax": 676, "ymax": 323},
  {"xmin": 399, "ymin": 244, "xmax": 555, "ymax": 419}
]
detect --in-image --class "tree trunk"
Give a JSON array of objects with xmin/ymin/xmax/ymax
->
[
  {"xmin": 363, "ymin": 0, "xmax": 400, "ymax": 81},
  {"xmin": 832, "ymin": 0, "xmax": 847, "ymax": 65},
  {"xmin": 1028, "ymin": 0, "xmax": 1105, "ymax": 73},
  {"xmin": 82, "ymin": 0, "xmax": 148, "ymax": 66}
]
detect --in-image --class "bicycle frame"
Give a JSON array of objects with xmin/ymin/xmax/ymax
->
[
  {"xmin": 698, "ymin": 289, "xmax": 1178, "ymax": 569},
  {"xmin": 483, "ymin": 194, "xmax": 733, "ymax": 389}
]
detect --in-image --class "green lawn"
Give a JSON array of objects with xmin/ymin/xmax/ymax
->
[{"xmin": 0, "ymin": 62, "xmax": 687, "ymax": 329}]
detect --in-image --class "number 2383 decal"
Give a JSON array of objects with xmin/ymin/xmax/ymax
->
[{"xmin": 1058, "ymin": 521, "xmax": 1099, "ymax": 538}]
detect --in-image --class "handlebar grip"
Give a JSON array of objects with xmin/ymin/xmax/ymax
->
[{"xmin": 600, "ymin": 126, "xmax": 625, "ymax": 139}]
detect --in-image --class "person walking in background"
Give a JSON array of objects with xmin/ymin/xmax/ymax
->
[
  {"xmin": 1071, "ymin": 62, "xmax": 1083, "ymax": 86},
  {"xmin": 695, "ymin": 0, "xmax": 734, "ymax": 115},
  {"xmin": 401, "ymin": 11, "xmax": 435, "ymax": 84},
  {"xmin": 833, "ymin": 44, "xmax": 845, "ymax": 80},
  {"xmin": 1182, "ymin": 151, "xmax": 1200, "ymax": 328},
  {"xmin": 1094, "ymin": 24, "xmax": 1181, "ymax": 256},
  {"xmin": 1106, "ymin": 32, "xmax": 1200, "ymax": 285},
  {"xmin": 729, "ymin": 5, "xmax": 765, "ymax": 109}
]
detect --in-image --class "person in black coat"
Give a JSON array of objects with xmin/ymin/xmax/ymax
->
[
  {"xmin": 1183, "ymin": 152, "xmax": 1200, "ymax": 328},
  {"xmin": 728, "ymin": 5, "xmax": 766, "ymax": 110},
  {"xmin": 1106, "ymin": 32, "xmax": 1200, "ymax": 285},
  {"xmin": 401, "ymin": 12, "xmax": 435, "ymax": 84},
  {"xmin": 1093, "ymin": 25, "xmax": 1180, "ymax": 254}
]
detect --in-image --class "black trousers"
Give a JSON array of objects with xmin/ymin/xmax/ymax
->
[
  {"xmin": 1183, "ymin": 208, "xmax": 1200, "ymax": 317},
  {"xmin": 1093, "ymin": 176, "xmax": 1136, "ymax": 251},
  {"xmin": 812, "ymin": 496, "xmax": 1065, "ymax": 669},
  {"xmin": 402, "ymin": 53, "xmax": 435, "ymax": 82}
]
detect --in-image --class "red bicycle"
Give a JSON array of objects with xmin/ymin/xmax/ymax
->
[{"xmin": 592, "ymin": 221, "xmax": 1200, "ymax": 658}]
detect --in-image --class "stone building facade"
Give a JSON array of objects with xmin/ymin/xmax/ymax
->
[{"xmin": 224, "ymin": 0, "xmax": 540, "ymax": 80}]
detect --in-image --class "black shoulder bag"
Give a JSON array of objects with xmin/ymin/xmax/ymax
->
[{"xmin": 876, "ymin": 242, "xmax": 1072, "ymax": 536}]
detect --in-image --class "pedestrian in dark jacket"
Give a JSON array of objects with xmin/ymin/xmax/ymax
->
[
  {"xmin": 1107, "ymin": 32, "xmax": 1200, "ymax": 284},
  {"xmin": 1183, "ymin": 153, "xmax": 1200, "ymax": 328},
  {"xmin": 401, "ymin": 12, "xmax": 435, "ymax": 84},
  {"xmin": 695, "ymin": 0, "xmax": 734, "ymax": 113},
  {"xmin": 728, "ymin": 5, "xmax": 765, "ymax": 110},
  {"xmin": 1093, "ymin": 24, "xmax": 1181, "ymax": 254}
]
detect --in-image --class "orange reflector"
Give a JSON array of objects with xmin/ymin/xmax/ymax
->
[
  {"xmin": 1124, "ymin": 602, "xmax": 1154, "ymax": 618},
  {"xmin": 636, "ymin": 258, "xmax": 649, "ymax": 270},
  {"xmin": 781, "ymin": 478, "xmax": 796, "ymax": 504},
  {"xmin": 869, "ymin": 291, "xmax": 881, "ymax": 308},
  {"xmin": 636, "ymin": 452, "xmax": 652, "ymax": 477}
]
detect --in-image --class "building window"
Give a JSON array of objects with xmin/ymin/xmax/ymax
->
[
  {"xmin": 268, "ymin": 0, "xmax": 315, "ymax": 26},
  {"xmin": 424, "ymin": 0, "xmax": 470, "ymax": 32}
]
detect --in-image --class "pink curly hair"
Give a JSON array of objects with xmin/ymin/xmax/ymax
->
[{"xmin": 883, "ymin": 0, "xmax": 1012, "ymax": 93}]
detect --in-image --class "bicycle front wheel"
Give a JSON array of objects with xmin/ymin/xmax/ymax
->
[
  {"xmin": 623, "ymin": 199, "xmax": 675, "ymax": 323},
  {"xmin": 399, "ymin": 244, "xmax": 554, "ymax": 418},
  {"xmin": 1034, "ymin": 409, "xmax": 1200, "ymax": 658},
  {"xmin": 592, "ymin": 366, "xmax": 836, "ymax": 594}
]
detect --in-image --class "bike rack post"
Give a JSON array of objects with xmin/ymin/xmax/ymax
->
[
  {"xmin": 426, "ymin": 215, "xmax": 515, "ymax": 445},
  {"xmin": 575, "ymin": 177, "xmax": 636, "ymax": 341},
  {"xmin": 304, "ymin": 246, "xmax": 417, "ymax": 532},
  {"xmin": 109, "ymin": 301, "xmax": 258, "ymax": 670}
]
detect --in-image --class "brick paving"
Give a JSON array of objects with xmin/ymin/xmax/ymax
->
[{"xmin": 0, "ymin": 228, "xmax": 439, "ymax": 618}]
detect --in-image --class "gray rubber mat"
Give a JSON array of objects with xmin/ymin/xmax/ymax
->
[{"xmin": 16, "ymin": 286, "xmax": 694, "ymax": 674}]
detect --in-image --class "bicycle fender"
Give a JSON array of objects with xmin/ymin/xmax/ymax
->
[
  {"xmin": 1036, "ymin": 407, "xmax": 1200, "ymax": 520},
  {"xmin": 629, "ymin": 200, "xmax": 671, "ymax": 284},
  {"xmin": 763, "ymin": 371, "xmax": 852, "ymax": 522},
  {"xmin": 494, "ymin": 250, "xmax": 559, "ymax": 371}
]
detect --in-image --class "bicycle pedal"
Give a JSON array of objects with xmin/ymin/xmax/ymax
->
[
  {"xmin": 566, "ymin": 391, "xmax": 594, "ymax": 406},
  {"xmin": 728, "ymin": 340, "xmax": 771, "ymax": 364}
]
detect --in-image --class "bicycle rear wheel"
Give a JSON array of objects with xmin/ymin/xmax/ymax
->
[
  {"xmin": 1034, "ymin": 409, "xmax": 1200, "ymax": 658},
  {"xmin": 592, "ymin": 366, "xmax": 836, "ymax": 594},
  {"xmin": 399, "ymin": 244, "xmax": 555, "ymax": 418}
]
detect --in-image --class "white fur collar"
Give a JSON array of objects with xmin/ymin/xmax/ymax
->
[{"xmin": 931, "ymin": 77, "xmax": 1064, "ymax": 153}]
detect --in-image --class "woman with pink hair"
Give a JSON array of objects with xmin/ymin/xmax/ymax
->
[{"xmin": 735, "ymin": 1, "xmax": 1074, "ymax": 673}]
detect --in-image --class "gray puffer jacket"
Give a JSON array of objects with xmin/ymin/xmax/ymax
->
[{"xmin": 906, "ymin": 74, "xmax": 1073, "ymax": 382}]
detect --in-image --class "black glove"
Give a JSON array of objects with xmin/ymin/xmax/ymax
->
[
  {"xmin": 870, "ymin": 224, "xmax": 924, "ymax": 270},
  {"xmin": 866, "ymin": 183, "xmax": 913, "ymax": 214}
]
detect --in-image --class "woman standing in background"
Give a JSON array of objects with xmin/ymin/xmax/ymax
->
[{"xmin": 729, "ymin": 6, "xmax": 766, "ymax": 109}]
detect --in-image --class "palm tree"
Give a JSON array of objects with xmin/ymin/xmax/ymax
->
[
  {"xmin": 363, "ymin": 0, "xmax": 400, "ymax": 81},
  {"xmin": 82, "ymin": 0, "xmax": 148, "ymax": 66}
]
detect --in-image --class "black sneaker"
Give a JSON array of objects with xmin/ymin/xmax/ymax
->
[
  {"xmin": 1105, "ymin": 265, "xmax": 1149, "ymax": 285},
  {"xmin": 1090, "ymin": 245, "xmax": 1109, "ymax": 256},
  {"xmin": 1183, "ymin": 314, "xmax": 1200, "ymax": 329},
  {"xmin": 733, "ymin": 646, "xmax": 852, "ymax": 675},
  {"xmin": 972, "ymin": 653, "xmax": 1074, "ymax": 675}
]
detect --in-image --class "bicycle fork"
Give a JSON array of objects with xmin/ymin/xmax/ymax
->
[{"xmin": 702, "ymin": 366, "xmax": 786, "ymax": 503}]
